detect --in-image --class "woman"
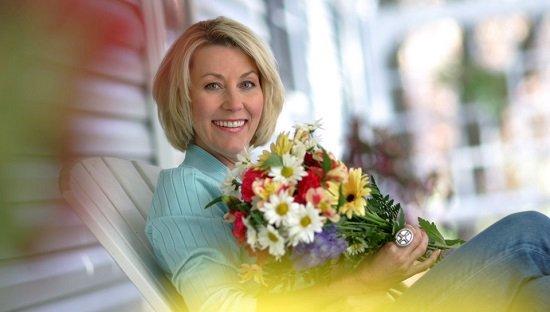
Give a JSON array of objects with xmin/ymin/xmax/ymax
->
[{"xmin": 146, "ymin": 17, "xmax": 550, "ymax": 312}]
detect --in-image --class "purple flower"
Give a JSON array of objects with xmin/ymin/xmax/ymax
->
[{"xmin": 291, "ymin": 225, "xmax": 348, "ymax": 271}]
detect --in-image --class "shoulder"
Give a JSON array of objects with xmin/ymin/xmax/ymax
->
[
  {"xmin": 157, "ymin": 165, "xmax": 222, "ymax": 197},
  {"xmin": 150, "ymin": 165, "xmax": 225, "ymax": 217}
]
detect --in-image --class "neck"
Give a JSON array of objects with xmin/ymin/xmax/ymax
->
[
  {"xmin": 193, "ymin": 142, "xmax": 238, "ymax": 169},
  {"xmin": 215, "ymin": 154, "xmax": 236, "ymax": 169}
]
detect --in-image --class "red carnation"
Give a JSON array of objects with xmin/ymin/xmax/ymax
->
[
  {"xmin": 295, "ymin": 169, "xmax": 321, "ymax": 204},
  {"xmin": 232, "ymin": 211, "xmax": 247, "ymax": 245},
  {"xmin": 304, "ymin": 152, "xmax": 321, "ymax": 168},
  {"xmin": 241, "ymin": 168, "xmax": 266, "ymax": 202},
  {"xmin": 308, "ymin": 166, "xmax": 325, "ymax": 181}
]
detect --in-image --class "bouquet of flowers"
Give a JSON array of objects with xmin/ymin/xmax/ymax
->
[{"xmin": 206, "ymin": 121, "xmax": 463, "ymax": 290}]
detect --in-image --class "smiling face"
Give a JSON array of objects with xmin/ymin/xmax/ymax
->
[{"xmin": 189, "ymin": 44, "xmax": 264, "ymax": 167}]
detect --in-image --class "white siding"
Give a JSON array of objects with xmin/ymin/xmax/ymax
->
[
  {"xmin": 0, "ymin": 0, "xmax": 156, "ymax": 311},
  {"xmin": 190, "ymin": 0, "xmax": 269, "ymax": 41},
  {"xmin": 1, "ymin": 1, "xmax": 275, "ymax": 311}
]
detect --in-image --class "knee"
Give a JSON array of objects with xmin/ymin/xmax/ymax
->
[
  {"xmin": 501, "ymin": 211, "xmax": 549, "ymax": 229},
  {"xmin": 464, "ymin": 211, "xmax": 549, "ymax": 256},
  {"xmin": 496, "ymin": 211, "xmax": 550, "ymax": 243}
]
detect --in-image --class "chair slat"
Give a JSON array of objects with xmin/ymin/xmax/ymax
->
[
  {"xmin": 70, "ymin": 164, "xmax": 180, "ymax": 311},
  {"xmin": 61, "ymin": 159, "xmax": 186, "ymax": 312},
  {"xmin": 131, "ymin": 160, "xmax": 161, "ymax": 192},
  {"xmin": 81, "ymin": 158, "xmax": 149, "ymax": 252},
  {"xmin": 102, "ymin": 157, "xmax": 155, "ymax": 219}
]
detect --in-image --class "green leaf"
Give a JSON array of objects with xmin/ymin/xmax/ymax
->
[
  {"xmin": 205, "ymin": 195, "xmax": 243, "ymax": 210},
  {"xmin": 445, "ymin": 238, "xmax": 465, "ymax": 246},
  {"xmin": 393, "ymin": 208, "xmax": 405, "ymax": 235},
  {"xmin": 205, "ymin": 196, "xmax": 224, "ymax": 209},
  {"xmin": 365, "ymin": 175, "xmax": 401, "ymax": 222},
  {"xmin": 249, "ymin": 210, "xmax": 266, "ymax": 227},
  {"xmin": 321, "ymin": 148, "xmax": 331, "ymax": 173},
  {"xmin": 234, "ymin": 202, "xmax": 251, "ymax": 212},
  {"xmin": 364, "ymin": 211, "xmax": 387, "ymax": 226},
  {"xmin": 418, "ymin": 217, "xmax": 447, "ymax": 246},
  {"xmin": 337, "ymin": 183, "xmax": 346, "ymax": 208},
  {"xmin": 369, "ymin": 175, "xmax": 381, "ymax": 196},
  {"xmin": 231, "ymin": 179, "xmax": 242, "ymax": 189},
  {"xmin": 261, "ymin": 154, "xmax": 283, "ymax": 170},
  {"xmin": 398, "ymin": 206, "xmax": 405, "ymax": 228}
]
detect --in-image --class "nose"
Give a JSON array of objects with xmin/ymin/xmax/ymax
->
[{"xmin": 222, "ymin": 88, "xmax": 244, "ymax": 111}]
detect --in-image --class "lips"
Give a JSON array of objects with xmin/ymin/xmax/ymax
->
[{"xmin": 212, "ymin": 119, "xmax": 247, "ymax": 128}]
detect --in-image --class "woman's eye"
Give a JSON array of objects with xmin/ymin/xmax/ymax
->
[
  {"xmin": 239, "ymin": 80, "xmax": 256, "ymax": 90},
  {"xmin": 204, "ymin": 82, "xmax": 222, "ymax": 90}
]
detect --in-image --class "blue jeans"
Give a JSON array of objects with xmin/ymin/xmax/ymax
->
[{"xmin": 391, "ymin": 211, "xmax": 550, "ymax": 311}]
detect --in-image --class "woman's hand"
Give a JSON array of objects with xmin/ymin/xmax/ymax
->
[{"xmin": 356, "ymin": 225, "xmax": 441, "ymax": 290}]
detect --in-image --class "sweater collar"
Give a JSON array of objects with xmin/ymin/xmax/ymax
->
[{"xmin": 182, "ymin": 144, "xmax": 229, "ymax": 183}]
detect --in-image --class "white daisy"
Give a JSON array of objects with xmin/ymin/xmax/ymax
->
[
  {"xmin": 346, "ymin": 242, "xmax": 367, "ymax": 256},
  {"xmin": 293, "ymin": 120, "xmax": 322, "ymax": 149},
  {"xmin": 221, "ymin": 175, "xmax": 241, "ymax": 199},
  {"xmin": 243, "ymin": 217, "xmax": 259, "ymax": 250},
  {"xmin": 288, "ymin": 203, "xmax": 326, "ymax": 246},
  {"xmin": 293, "ymin": 119, "xmax": 322, "ymax": 134},
  {"xmin": 260, "ymin": 191, "xmax": 299, "ymax": 226},
  {"xmin": 269, "ymin": 154, "xmax": 307, "ymax": 183},
  {"xmin": 235, "ymin": 149, "xmax": 252, "ymax": 173},
  {"xmin": 258, "ymin": 225, "xmax": 286, "ymax": 259},
  {"xmin": 220, "ymin": 149, "xmax": 252, "ymax": 199},
  {"xmin": 291, "ymin": 141, "xmax": 307, "ymax": 161}
]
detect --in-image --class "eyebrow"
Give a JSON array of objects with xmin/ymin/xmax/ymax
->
[
  {"xmin": 240, "ymin": 70, "xmax": 258, "ymax": 78},
  {"xmin": 201, "ymin": 70, "xmax": 258, "ymax": 79}
]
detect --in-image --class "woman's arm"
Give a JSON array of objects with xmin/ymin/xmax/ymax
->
[
  {"xmin": 356, "ymin": 226, "xmax": 441, "ymax": 291},
  {"xmin": 148, "ymin": 169, "xmax": 439, "ymax": 311},
  {"xmin": 257, "ymin": 272, "xmax": 374, "ymax": 311},
  {"xmin": 148, "ymin": 216, "xmax": 257, "ymax": 311},
  {"xmin": 147, "ymin": 168, "xmax": 258, "ymax": 311},
  {"xmin": 257, "ymin": 226, "xmax": 440, "ymax": 311}
]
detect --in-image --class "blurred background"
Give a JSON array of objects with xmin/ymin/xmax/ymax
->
[{"xmin": 0, "ymin": 0, "xmax": 548, "ymax": 311}]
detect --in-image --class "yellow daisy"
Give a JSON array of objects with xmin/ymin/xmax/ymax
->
[
  {"xmin": 257, "ymin": 150, "xmax": 272, "ymax": 167},
  {"xmin": 239, "ymin": 263, "xmax": 267, "ymax": 286},
  {"xmin": 329, "ymin": 168, "xmax": 370, "ymax": 218},
  {"xmin": 270, "ymin": 132, "xmax": 293, "ymax": 156},
  {"xmin": 252, "ymin": 178, "xmax": 282, "ymax": 202},
  {"xmin": 257, "ymin": 133, "xmax": 293, "ymax": 168},
  {"xmin": 326, "ymin": 161, "xmax": 349, "ymax": 183}
]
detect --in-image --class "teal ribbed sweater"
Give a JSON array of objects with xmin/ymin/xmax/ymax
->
[{"xmin": 146, "ymin": 144, "xmax": 257, "ymax": 311}]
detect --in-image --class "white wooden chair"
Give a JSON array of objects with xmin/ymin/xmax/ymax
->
[{"xmin": 60, "ymin": 157, "xmax": 187, "ymax": 312}]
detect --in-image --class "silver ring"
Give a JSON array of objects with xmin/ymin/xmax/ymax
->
[{"xmin": 395, "ymin": 228, "xmax": 414, "ymax": 247}]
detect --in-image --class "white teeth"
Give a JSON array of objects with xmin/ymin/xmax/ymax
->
[{"xmin": 213, "ymin": 120, "xmax": 245, "ymax": 128}]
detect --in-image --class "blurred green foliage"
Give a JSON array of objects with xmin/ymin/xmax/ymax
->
[
  {"xmin": 440, "ymin": 61, "xmax": 508, "ymax": 120},
  {"xmin": 0, "ymin": 1, "xmax": 87, "ymax": 255}
]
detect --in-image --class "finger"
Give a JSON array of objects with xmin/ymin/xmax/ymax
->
[
  {"xmin": 410, "ymin": 226, "xmax": 424, "ymax": 251},
  {"xmin": 409, "ymin": 230, "xmax": 428, "ymax": 260},
  {"xmin": 410, "ymin": 249, "xmax": 441, "ymax": 275},
  {"xmin": 400, "ymin": 224, "xmax": 421, "ymax": 250}
]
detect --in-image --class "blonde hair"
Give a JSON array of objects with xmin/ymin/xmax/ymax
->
[{"xmin": 153, "ymin": 16, "xmax": 284, "ymax": 151}]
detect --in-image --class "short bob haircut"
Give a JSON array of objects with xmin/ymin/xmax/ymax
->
[{"xmin": 153, "ymin": 16, "xmax": 285, "ymax": 151}]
